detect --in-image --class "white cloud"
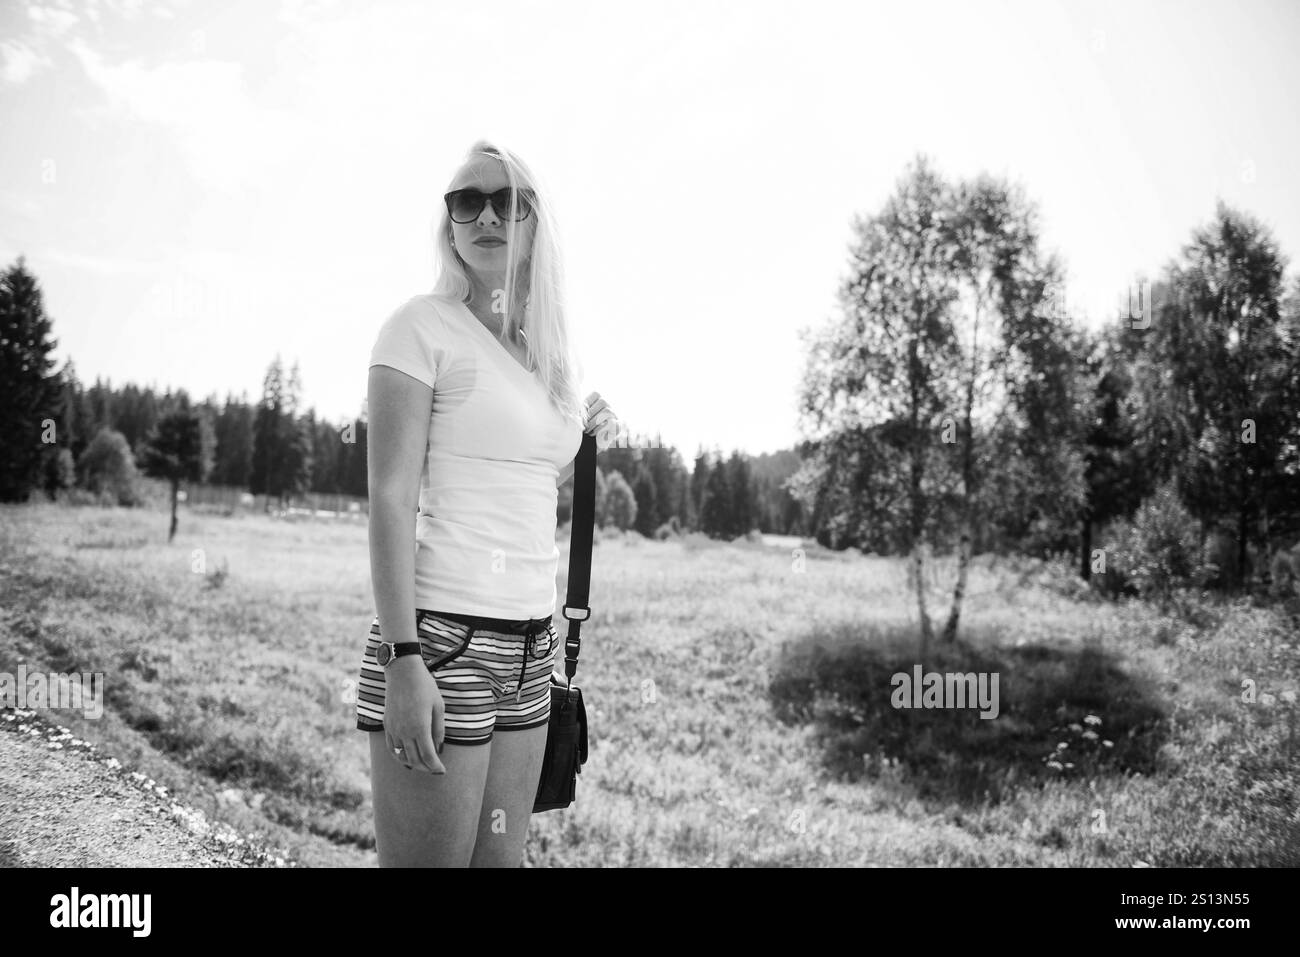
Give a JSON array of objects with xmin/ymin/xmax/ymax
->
[
  {"xmin": 66, "ymin": 37, "xmax": 309, "ymax": 195},
  {"xmin": 26, "ymin": 3, "xmax": 80, "ymax": 36},
  {"xmin": 0, "ymin": 39, "xmax": 54, "ymax": 84}
]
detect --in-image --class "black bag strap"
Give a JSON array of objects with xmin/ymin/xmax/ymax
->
[{"xmin": 559, "ymin": 431, "xmax": 597, "ymax": 683}]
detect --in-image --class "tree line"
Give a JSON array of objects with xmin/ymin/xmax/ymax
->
[{"xmin": 0, "ymin": 257, "xmax": 804, "ymax": 541}]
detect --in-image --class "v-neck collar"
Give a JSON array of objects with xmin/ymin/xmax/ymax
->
[{"xmin": 450, "ymin": 298, "xmax": 537, "ymax": 378}]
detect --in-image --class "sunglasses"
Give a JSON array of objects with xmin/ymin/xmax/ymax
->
[{"xmin": 443, "ymin": 187, "xmax": 536, "ymax": 224}]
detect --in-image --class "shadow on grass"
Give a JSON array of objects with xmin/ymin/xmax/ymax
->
[{"xmin": 768, "ymin": 620, "xmax": 1168, "ymax": 806}]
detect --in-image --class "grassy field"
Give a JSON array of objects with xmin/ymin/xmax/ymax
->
[{"xmin": 1, "ymin": 502, "xmax": 1297, "ymax": 866}]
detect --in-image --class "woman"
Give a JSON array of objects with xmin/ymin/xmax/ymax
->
[{"xmin": 355, "ymin": 140, "xmax": 616, "ymax": 867}]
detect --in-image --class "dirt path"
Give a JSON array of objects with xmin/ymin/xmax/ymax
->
[{"xmin": 0, "ymin": 708, "xmax": 289, "ymax": 867}]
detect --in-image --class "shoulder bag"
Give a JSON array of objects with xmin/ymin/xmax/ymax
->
[{"xmin": 533, "ymin": 430, "xmax": 596, "ymax": 813}]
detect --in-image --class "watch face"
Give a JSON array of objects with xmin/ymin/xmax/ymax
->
[{"xmin": 376, "ymin": 643, "xmax": 392, "ymax": 666}]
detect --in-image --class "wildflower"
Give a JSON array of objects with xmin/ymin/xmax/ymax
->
[
  {"xmin": 1084, "ymin": 714, "xmax": 1102, "ymax": 726},
  {"xmin": 1102, "ymin": 740, "xmax": 1114, "ymax": 748},
  {"xmin": 1082, "ymin": 730, "xmax": 1099, "ymax": 741}
]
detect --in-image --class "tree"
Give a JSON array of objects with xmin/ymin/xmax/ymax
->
[
  {"xmin": 139, "ymin": 400, "xmax": 216, "ymax": 542},
  {"xmin": 701, "ymin": 457, "xmax": 734, "ymax": 538},
  {"xmin": 795, "ymin": 155, "xmax": 962, "ymax": 658},
  {"xmin": 78, "ymin": 427, "xmax": 143, "ymax": 505},
  {"xmin": 793, "ymin": 155, "xmax": 1078, "ymax": 656},
  {"xmin": 676, "ymin": 477, "xmax": 695, "ymax": 533},
  {"xmin": 0, "ymin": 257, "xmax": 63, "ymax": 502},
  {"xmin": 250, "ymin": 356, "xmax": 313, "ymax": 510},
  {"xmin": 42, "ymin": 447, "xmax": 75, "ymax": 500},
  {"xmin": 281, "ymin": 361, "xmax": 314, "ymax": 502},
  {"xmin": 1077, "ymin": 326, "xmax": 1148, "ymax": 579},
  {"xmin": 54, "ymin": 358, "xmax": 94, "ymax": 466},
  {"xmin": 941, "ymin": 173, "xmax": 1084, "ymax": 642},
  {"xmin": 643, "ymin": 446, "xmax": 686, "ymax": 531},
  {"xmin": 632, "ymin": 465, "xmax": 658, "ymax": 537},
  {"xmin": 1131, "ymin": 203, "xmax": 1300, "ymax": 589},
  {"xmin": 603, "ymin": 469, "xmax": 636, "ymax": 531},
  {"xmin": 211, "ymin": 392, "xmax": 254, "ymax": 488},
  {"xmin": 691, "ymin": 448, "xmax": 711, "ymax": 532},
  {"xmin": 726, "ymin": 451, "xmax": 756, "ymax": 536},
  {"xmin": 112, "ymin": 383, "xmax": 159, "ymax": 455}
]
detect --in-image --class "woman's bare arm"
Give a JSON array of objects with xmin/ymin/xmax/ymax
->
[
  {"xmin": 366, "ymin": 364, "xmax": 432, "ymax": 654},
  {"xmin": 366, "ymin": 364, "xmax": 445, "ymax": 773}
]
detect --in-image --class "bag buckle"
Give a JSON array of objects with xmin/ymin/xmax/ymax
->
[{"xmin": 562, "ymin": 604, "xmax": 590, "ymax": 621}]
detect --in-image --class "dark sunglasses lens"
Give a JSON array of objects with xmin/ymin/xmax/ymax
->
[
  {"xmin": 492, "ymin": 188, "xmax": 533, "ymax": 221},
  {"xmin": 448, "ymin": 190, "xmax": 484, "ymax": 223}
]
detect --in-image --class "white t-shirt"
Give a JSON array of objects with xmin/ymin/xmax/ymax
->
[{"xmin": 368, "ymin": 292, "xmax": 583, "ymax": 619}]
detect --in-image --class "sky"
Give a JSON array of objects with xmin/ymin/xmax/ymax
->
[{"xmin": 2, "ymin": 0, "xmax": 1298, "ymax": 459}]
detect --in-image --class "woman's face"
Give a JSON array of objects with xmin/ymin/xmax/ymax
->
[{"xmin": 447, "ymin": 155, "xmax": 536, "ymax": 276}]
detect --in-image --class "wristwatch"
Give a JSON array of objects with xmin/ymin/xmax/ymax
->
[{"xmin": 375, "ymin": 641, "xmax": 421, "ymax": 668}]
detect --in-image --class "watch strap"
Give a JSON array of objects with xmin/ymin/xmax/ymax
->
[{"xmin": 378, "ymin": 640, "xmax": 421, "ymax": 666}]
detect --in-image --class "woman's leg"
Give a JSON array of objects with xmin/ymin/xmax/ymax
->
[
  {"xmin": 368, "ymin": 732, "xmax": 492, "ymax": 867},
  {"xmin": 468, "ymin": 723, "xmax": 549, "ymax": 867}
]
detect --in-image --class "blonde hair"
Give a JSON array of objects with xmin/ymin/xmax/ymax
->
[{"xmin": 430, "ymin": 139, "xmax": 584, "ymax": 425}]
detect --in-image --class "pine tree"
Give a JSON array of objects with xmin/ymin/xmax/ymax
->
[
  {"xmin": 702, "ymin": 459, "xmax": 733, "ymax": 538},
  {"xmin": 691, "ymin": 448, "xmax": 711, "ymax": 532},
  {"xmin": 632, "ymin": 465, "xmax": 658, "ymax": 537},
  {"xmin": 0, "ymin": 257, "xmax": 64, "ymax": 502}
]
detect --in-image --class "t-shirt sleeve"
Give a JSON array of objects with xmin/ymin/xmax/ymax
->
[{"xmin": 368, "ymin": 297, "xmax": 444, "ymax": 390}]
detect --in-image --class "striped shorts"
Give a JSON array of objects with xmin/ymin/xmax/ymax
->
[{"xmin": 355, "ymin": 609, "xmax": 558, "ymax": 746}]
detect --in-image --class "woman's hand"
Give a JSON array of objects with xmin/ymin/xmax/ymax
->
[
  {"xmin": 383, "ymin": 658, "xmax": 447, "ymax": 774},
  {"xmin": 582, "ymin": 391, "xmax": 620, "ymax": 451}
]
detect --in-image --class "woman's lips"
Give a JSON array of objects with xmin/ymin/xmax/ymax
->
[{"xmin": 474, "ymin": 237, "xmax": 505, "ymax": 246}]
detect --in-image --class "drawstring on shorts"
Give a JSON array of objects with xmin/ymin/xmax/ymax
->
[{"xmin": 515, "ymin": 619, "xmax": 550, "ymax": 703}]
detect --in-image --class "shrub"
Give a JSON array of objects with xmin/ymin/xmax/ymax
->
[
  {"xmin": 77, "ymin": 428, "xmax": 144, "ymax": 506},
  {"xmin": 1094, "ymin": 480, "xmax": 1214, "ymax": 605},
  {"xmin": 1269, "ymin": 545, "xmax": 1300, "ymax": 598},
  {"xmin": 1039, "ymin": 549, "xmax": 1097, "ymax": 602}
]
